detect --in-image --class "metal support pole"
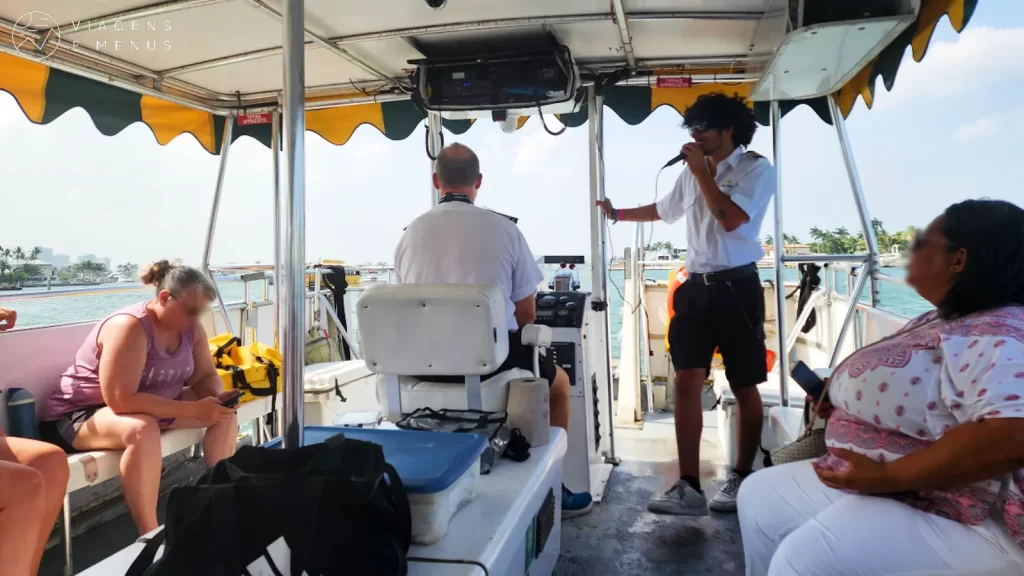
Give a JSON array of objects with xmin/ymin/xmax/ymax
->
[
  {"xmin": 202, "ymin": 120, "xmax": 235, "ymax": 335},
  {"xmin": 279, "ymin": 0, "xmax": 306, "ymax": 449},
  {"xmin": 271, "ymin": 108, "xmax": 282, "ymax": 351},
  {"xmin": 830, "ymin": 265, "xmax": 870, "ymax": 367},
  {"xmin": 427, "ymin": 111, "xmax": 443, "ymax": 206},
  {"xmin": 588, "ymin": 86, "xmax": 619, "ymax": 464},
  {"xmin": 770, "ymin": 100, "xmax": 790, "ymax": 407},
  {"xmin": 828, "ymin": 96, "xmax": 880, "ymax": 307}
]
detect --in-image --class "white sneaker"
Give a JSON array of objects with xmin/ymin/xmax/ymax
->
[
  {"xmin": 709, "ymin": 472, "xmax": 744, "ymax": 512},
  {"xmin": 647, "ymin": 481, "xmax": 709, "ymax": 516}
]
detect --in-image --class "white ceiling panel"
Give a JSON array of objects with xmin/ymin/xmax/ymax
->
[
  {"xmin": 296, "ymin": 0, "xmax": 614, "ymax": 37},
  {"xmin": 624, "ymin": 0, "xmax": 769, "ymax": 13},
  {"xmin": 551, "ymin": 22, "xmax": 632, "ymax": 63},
  {"xmin": 1, "ymin": 0, "xmax": 156, "ymax": 26},
  {"xmin": 176, "ymin": 45, "xmax": 393, "ymax": 94},
  {"xmin": 629, "ymin": 19, "xmax": 758, "ymax": 60},
  {"xmin": 49, "ymin": 2, "xmax": 282, "ymax": 72}
]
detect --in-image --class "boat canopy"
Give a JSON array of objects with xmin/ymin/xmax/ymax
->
[{"xmin": 0, "ymin": 0, "xmax": 977, "ymax": 154}]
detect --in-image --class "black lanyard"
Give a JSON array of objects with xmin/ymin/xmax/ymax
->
[{"xmin": 438, "ymin": 193, "xmax": 473, "ymax": 205}]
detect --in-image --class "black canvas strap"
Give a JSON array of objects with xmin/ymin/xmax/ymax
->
[{"xmin": 125, "ymin": 528, "xmax": 166, "ymax": 576}]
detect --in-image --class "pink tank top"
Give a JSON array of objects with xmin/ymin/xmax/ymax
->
[{"xmin": 42, "ymin": 301, "xmax": 196, "ymax": 421}]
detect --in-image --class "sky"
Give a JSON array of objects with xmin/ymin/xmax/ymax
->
[{"xmin": 1, "ymin": 1, "xmax": 1022, "ymax": 268}]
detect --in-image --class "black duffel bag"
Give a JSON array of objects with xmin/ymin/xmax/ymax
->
[{"xmin": 126, "ymin": 432, "xmax": 411, "ymax": 576}]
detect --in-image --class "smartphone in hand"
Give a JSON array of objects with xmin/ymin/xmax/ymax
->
[
  {"xmin": 220, "ymin": 390, "xmax": 243, "ymax": 408},
  {"xmin": 791, "ymin": 361, "xmax": 827, "ymax": 402}
]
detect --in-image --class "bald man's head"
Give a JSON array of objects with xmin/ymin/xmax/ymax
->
[{"xmin": 435, "ymin": 143, "xmax": 482, "ymax": 192}]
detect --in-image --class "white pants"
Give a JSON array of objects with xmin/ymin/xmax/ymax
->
[{"xmin": 737, "ymin": 461, "xmax": 1024, "ymax": 576}]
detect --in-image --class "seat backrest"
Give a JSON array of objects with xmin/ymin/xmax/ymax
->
[
  {"xmin": 0, "ymin": 321, "xmax": 96, "ymax": 431},
  {"xmin": 357, "ymin": 284, "xmax": 508, "ymax": 376}
]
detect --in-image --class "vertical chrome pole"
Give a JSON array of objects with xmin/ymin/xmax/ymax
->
[
  {"xmin": 828, "ymin": 96, "xmax": 880, "ymax": 307},
  {"xmin": 830, "ymin": 263, "xmax": 869, "ymax": 367},
  {"xmin": 280, "ymin": 0, "xmax": 306, "ymax": 449},
  {"xmin": 428, "ymin": 111, "xmax": 443, "ymax": 206},
  {"xmin": 272, "ymin": 108, "xmax": 281, "ymax": 352},
  {"xmin": 202, "ymin": 120, "xmax": 235, "ymax": 335},
  {"xmin": 771, "ymin": 100, "xmax": 790, "ymax": 407},
  {"xmin": 588, "ymin": 87, "xmax": 618, "ymax": 463}
]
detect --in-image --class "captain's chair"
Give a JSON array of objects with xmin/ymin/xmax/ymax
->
[{"xmin": 357, "ymin": 284, "xmax": 551, "ymax": 422}]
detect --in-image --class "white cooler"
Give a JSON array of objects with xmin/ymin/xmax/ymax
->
[{"xmin": 303, "ymin": 361, "xmax": 378, "ymax": 425}]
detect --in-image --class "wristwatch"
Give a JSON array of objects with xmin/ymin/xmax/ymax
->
[{"xmin": 610, "ymin": 208, "xmax": 620, "ymax": 223}]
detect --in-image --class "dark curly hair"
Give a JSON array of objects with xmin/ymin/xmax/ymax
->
[
  {"xmin": 682, "ymin": 92, "xmax": 758, "ymax": 148},
  {"xmin": 938, "ymin": 199, "xmax": 1024, "ymax": 319}
]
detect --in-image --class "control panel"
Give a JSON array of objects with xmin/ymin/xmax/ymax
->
[
  {"xmin": 534, "ymin": 291, "xmax": 587, "ymax": 328},
  {"xmin": 549, "ymin": 342, "xmax": 576, "ymax": 388}
]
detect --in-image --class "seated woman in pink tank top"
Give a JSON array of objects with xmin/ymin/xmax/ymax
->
[{"xmin": 39, "ymin": 260, "xmax": 238, "ymax": 536}]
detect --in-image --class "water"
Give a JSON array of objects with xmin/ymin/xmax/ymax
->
[{"xmin": 3, "ymin": 267, "xmax": 930, "ymax": 360}]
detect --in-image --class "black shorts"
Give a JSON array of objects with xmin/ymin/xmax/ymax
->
[
  {"xmin": 669, "ymin": 264, "xmax": 768, "ymax": 389},
  {"xmin": 39, "ymin": 405, "xmax": 104, "ymax": 453},
  {"xmin": 420, "ymin": 328, "xmax": 557, "ymax": 386}
]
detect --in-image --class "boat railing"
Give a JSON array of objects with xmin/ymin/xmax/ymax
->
[{"xmin": 205, "ymin": 263, "xmax": 359, "ymax": 360}]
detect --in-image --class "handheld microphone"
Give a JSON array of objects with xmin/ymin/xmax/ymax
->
[{"xmin": 663, "ymin": 152, "xmax": 687, "ymax": 168}]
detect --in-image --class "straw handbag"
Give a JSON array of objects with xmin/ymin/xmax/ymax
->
[{"xmin": 768, "ymin": 377, "xmax": 834, "ymax": 466}]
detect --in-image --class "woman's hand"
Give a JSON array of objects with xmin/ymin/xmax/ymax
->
[
  {"xmin": 191, "ymin": 397, "xmax": 235, "ymax": 425},
  {"xmin": 813, "ymin": 448, "xmax": 895, "ymax": 494},
  {"xmin": 595, "ymin": 198, "xmax": 614, "ymax": 219},
  {"xmin": 808, "ymin": 378, "xmax": 834, "ymax": 419},
  {"xmin": 808, "ymin": 395, "xmax": 835, "ymax": 419}
]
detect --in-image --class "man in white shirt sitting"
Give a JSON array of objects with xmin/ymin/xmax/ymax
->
[{"xmin": 395, "ymin": 143, "xmax": 593, "ymax": 517}]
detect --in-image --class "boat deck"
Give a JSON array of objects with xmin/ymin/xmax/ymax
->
[
  {"xmin": 558, "ymin": 412, "xmax": 743, "ymax": 575},
  {"xmin": 39, "ymin": 412, "xmax": 742, "ymax": 575}
]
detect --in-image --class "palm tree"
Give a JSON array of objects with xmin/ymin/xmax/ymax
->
[
  {"xmin": 12, "ymin": 247, "xmax": 25, "ymax": 269},
  {"xmin": 764, "ymin": 235, "xmax": 773, "ymax": 246},
  {"xmin": 783, "ymin": 233, "xmax": 801, "ymax": 245},
  {"xmin": 117, "ymin": 263, "xmax": 139, "ymax": 279}
]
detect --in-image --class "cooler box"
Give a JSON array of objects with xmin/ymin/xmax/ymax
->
[
  {"xmin": 264, "ymin": 426, "xmax": 487, "ymax": 545},
  {"xmin": 303, "ymin": 361, "xmax": 377, "ymax": 425}
]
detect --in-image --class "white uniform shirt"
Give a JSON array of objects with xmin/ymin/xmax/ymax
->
[
  {"xmin": 656, "ymin": 146, "xmax": 776, "ymax": 274},
  {"xmin": 395, "ymin": 200, "xmax": 543, "ymax": 332}
]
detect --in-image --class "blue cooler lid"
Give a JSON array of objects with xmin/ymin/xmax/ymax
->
[{"xmin": 263, "ymin": 426, "xmax": 487, "ymax": 494}]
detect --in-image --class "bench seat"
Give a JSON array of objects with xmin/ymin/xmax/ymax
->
[{"xmin": 64, "ymin": 395, "xmax": 276, "ymax": 493}]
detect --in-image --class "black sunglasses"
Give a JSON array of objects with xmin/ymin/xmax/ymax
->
[{"xmin": 687, "ymin": 122, "xmax": 710, "ymax": 136}]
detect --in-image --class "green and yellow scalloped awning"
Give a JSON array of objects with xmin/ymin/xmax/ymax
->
[{"xmin": 0, "ymin": 0, "xmax": 976, "ymax": 153}]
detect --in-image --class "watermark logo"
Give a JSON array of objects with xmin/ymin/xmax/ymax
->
[
  {"xmin": 12, "ymin": 12, "xmax": 173, "ymax": 61},
  {"xmin": 12, "ymin": 11, "xmax": 61, "ymax": 61}
]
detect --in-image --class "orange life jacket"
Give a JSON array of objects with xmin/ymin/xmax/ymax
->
[{"xmin": 664, "ymin": 266, "xmax": 688, "ymax": 351}]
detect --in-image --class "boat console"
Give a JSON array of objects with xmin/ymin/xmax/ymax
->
[{"xmin": 535, "ymin": 291, "xmax": 613, "ymax": 501}]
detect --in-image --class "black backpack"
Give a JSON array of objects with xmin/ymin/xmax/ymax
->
[{"xmin": 126, "ymin": 432, "xmax": 411, "ymax": 576}]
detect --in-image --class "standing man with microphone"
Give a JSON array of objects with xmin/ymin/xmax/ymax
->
[{"xmin": 597, "ymin": 93, "xmax": 776, "ymax": 515}]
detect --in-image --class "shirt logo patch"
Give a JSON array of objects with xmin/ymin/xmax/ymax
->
[{"xmin": 721, "ymin": 180, "xmax": 738, "ymax": 191}]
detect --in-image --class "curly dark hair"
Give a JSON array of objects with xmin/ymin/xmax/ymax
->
[
  {"xmin": 938, "ymin": 199, "xmax": 1024, "ymax": 319},
  {"xmin": 682, "ymin": 92, "xmax": 758, "ymax": 148}
]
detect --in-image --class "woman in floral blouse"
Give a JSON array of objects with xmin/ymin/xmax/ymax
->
[{"xmin": 739, "ymin": 199, "xmax": 1024, "ymax": 575}]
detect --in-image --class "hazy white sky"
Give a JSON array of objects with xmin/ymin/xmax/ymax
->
[{"xmin": 1, "ymin": 2, "xmax": 1022, "ymax": 268}]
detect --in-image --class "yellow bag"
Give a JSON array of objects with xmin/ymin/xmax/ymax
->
[{"xmin": 209, "ymin": 334, "xmax": 283, "ymax": 407}]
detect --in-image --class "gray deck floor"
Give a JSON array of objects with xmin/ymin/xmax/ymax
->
[
  {"xmin": 556, "ymin": 412, "xmax": 745, "ymax": 575},
  {"xmin": 41, "ymin": 412, "xmax": 744, "ymax": 575}
]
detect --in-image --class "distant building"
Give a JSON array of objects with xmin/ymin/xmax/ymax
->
[
  {"xmin": 762, "ymin": 244, "xmax": 812, "ymax": 261},
  {"xmin": 37, "ymin": 247, "xmax": 54, "ymax": 262},
  {"xmin": 78, "ymin": 253, "xmax": 99, "ymax": 264},
  {"xmin": 50, "ymin": 254, "xmax": 70, "ymax": 268},
  {"xmin": 98, "ymin": 258, "xmax": 111, "ymax": 270}
]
